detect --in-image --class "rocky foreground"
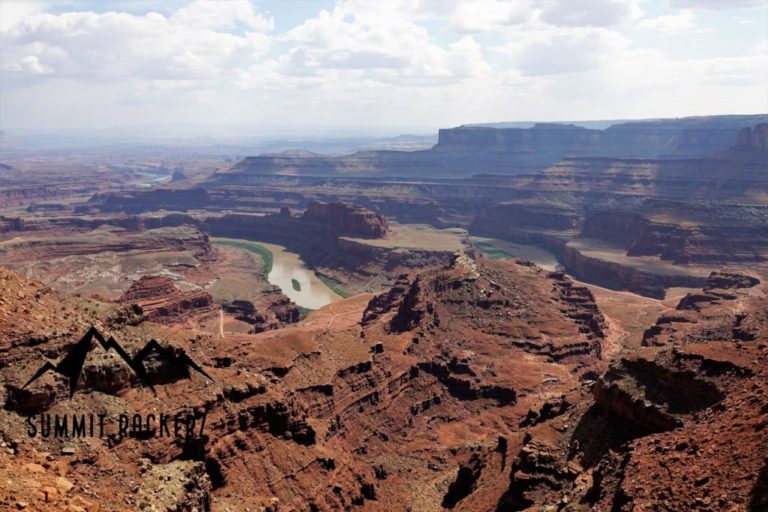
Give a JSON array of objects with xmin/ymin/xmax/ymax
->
[{"xmin": 0, "ymin": 253, "xmax": 766, "ymax": 511}]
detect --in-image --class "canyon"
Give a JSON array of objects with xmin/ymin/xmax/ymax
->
[
  {"xmin": 0, "ymin": 113, "xmax": 767, "ymax": 511},
  {"xmin": 51, "ymin": 118, "xmax": 765, "ymax": 299},
  {"xmin": 0, "ymin": 252, "xmax": 765, "ymax": 510}
]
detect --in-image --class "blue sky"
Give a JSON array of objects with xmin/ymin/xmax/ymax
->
[{"xmin": 0, "ymin": 0, "xmax": 766, "ymax": 137}]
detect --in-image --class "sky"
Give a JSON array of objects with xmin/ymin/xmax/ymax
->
[{"xmin": 0, "ymin": 0, "xmax": 766, "ymax": 138}]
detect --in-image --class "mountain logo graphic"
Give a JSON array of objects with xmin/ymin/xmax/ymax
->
[{"xmin": 22, "ymin": 326, "xmax": 213, "ymax": 397}]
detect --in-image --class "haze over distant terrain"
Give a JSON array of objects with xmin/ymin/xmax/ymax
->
[{"xmin": 0, "ymin": 0, "xmax": 766, "ymax": 139}]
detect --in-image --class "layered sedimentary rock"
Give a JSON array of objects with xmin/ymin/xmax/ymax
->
[
  {"xmin": 2, "ymin": 253, "xmax": 768, "ymax": 510},
  {"xmin": 71, "ymin": 199, "xmax": 390, "ymax": 245},
  {"xmin": 118, "ymin": 275, "xmax": 215, "ymax": 324},
  {"xmin": 735, "ymin": 122, "xmax": 768, "ymax": 152},
  {"xmin": 561, "ymin": 239, "xmax": 709, "ymax": 298},
  {"xmin": 0, "ymin": 224, "xmax": 212, "ymax": 262},
  {"xmin": 494, "ymin": 270, "xmax": 768, "ymax": 511},
  {"xmin": 93, "ymin": 188, "xmax": 211, "ymax": 214},
  {"xmin": 219, "ymin": 115, "xmax": 767, "ymax": 178},
  {"xmin": 642, "ymin": 270, "xmax": 763, "ymax": 346},
  {"xmin": 0, "ymin": 163, "xmax": 125, "ymax": 209},
  {"xmin": 221, "ymin": 296, "xmax": 301, "ymax": 333},
  {"xmin": 0, "ymin": 254, "xmax": 610, "ymax": 511},
  {"xmin": 302, "ymin": 200, "xmax": 388, "ymax": 238},
  {"xmin": 51, "ymin": 119, "xmax": 766, "ymax": 301}
]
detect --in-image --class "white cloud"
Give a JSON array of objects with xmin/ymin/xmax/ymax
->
[
  {"xmin": 446, "ymin": 0, "xmax": 531, "ymax": 33},
  {"xmin": 0, "ymin": 0, "xmax": 47, "ymax": 31},
  {"xmin": 670, "ymin": 0, "xmax": 766, "ymax": 9},
  {"xmin": 638, "ymin": 10, "xmax": 697, "ymax": 32},
  {"xmin": 0, "ymin": 9, "xmax": 271, "ymax": 81},
  {"xmin": 495, "ymin": 27, "xmax": 629, "ymax": 76},
  {"xmin": 170, "ymin": 0, "xmax": 273, "ymax": 31},
  {"xmin": 0, "ymin": 0, "xmax": 765, "ymax": 134},
  {"xmin": 279, "ymin": 1, "xmax": 489, "ymax": 83},
  {"xmin": 538, "ymin": 0, "xmax": 643, "ymax": 27}
]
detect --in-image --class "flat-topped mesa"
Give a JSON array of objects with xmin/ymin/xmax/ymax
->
[
  {"xmin": 301, "ymin": 200, "xmax": 389, "ymax": 238},
  {"xmin": 93, "ymin": 188, "xmax": 211, "ymax": 214},
  {"xmin": 216, "ymin": 115, "xmax": 766, "ymax": 179},
  {"xmin": 118, "ymin": 275, "xmax": 214, "ymax": 324}
]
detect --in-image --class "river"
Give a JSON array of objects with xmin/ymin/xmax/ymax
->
[
  {"xmin": 246, "ymin": 241, "xmax": 343, "ymax": 309},
  {"xmin": 470, "ymin": 236, "xmax": 560, "ymax": 271}
]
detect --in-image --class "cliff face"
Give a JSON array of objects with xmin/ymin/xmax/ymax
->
[
  {"xmin": 439, "ymin": 116, "xmax": 768, "ymax": 158},
  {"xmin": 0, "ymin": 257, "xmax": 611, "ymax": 511},
  {"xmin": 576, "ymin": 273, "xmax": 768, "ymax": 512},
  {"xmin": 118, "ymin": 275, "xmax": 215, "ymax": 324},
  {"xmin": 561, "ymin": 242, "xmax": 708, "ymax": 299},
  {"xmin": 470, "ymin": 202, "xmax": 582, "ymax": 234},
  {"xmin": 2, "ymin": 257, "xmax": 767, "ymax": 510},
  {"xmin": 493, "ymin": 271, "xmax": 768, "ymax": 511},
  {"xmin": 463, "ymin": 126, "xmax": 768, "ymax": 296},
  {"xmin": 220, "ymin": 115, "xmax": 766, "ymax": 178},
  {"xmin": 302, "ymin": 200, "xmax": 389, "ymax": 238},
  {"xmin": 735, "ymin": 122, "xmax": 768, "ymax": 152},
  {"xmin": 435, "ymin": 123, "xmax": 600, "ymax": 152},
  {"xmin": 93, "ymin": 188, "xmax": 211, "ymax": 214},
  {"xmin": 83, "ymin": 199, "xmax": 391, "ymax": 243},
  {"xmin": 0, "ymin": 224, "xmax": 212, "ymax": 265}
]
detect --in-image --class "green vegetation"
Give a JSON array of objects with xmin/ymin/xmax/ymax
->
[
  {"xmin": 474, "ymin": 241, "xmax": 514, "ymax": 260},
  {"xmin": 291, "ymin": 278, "xmax": 302, "ymax": 291},
  {"xmin": 318, "ymin": 275, "xmax": 350, "ymax": 298},
  {"xmin": 212, "ymin": 238, "xmax": 273, "ymax": 275},
  {"xmin": 298, "ymin": 306, "xmax": 314, "ymax": 318}
]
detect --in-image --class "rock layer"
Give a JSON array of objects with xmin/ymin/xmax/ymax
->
[{"xmin": 118, "ymin": 275, "xmax": 215, "ymax": 324}]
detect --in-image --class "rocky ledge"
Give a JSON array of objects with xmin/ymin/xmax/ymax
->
[{"xmin": 118, "ymin": 275, "xmax": 215, "ymax": 324}]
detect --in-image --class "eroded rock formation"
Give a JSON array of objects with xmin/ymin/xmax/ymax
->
[
  {"xmin": 118, "ymin": 275, "xmax": 215, "ymax": 324},
  {"xmin": 302, "ymin": 200, "xmax": 389, "ymax": 238},
  {"xmin": 0, "ymin": 254, "xmax": 612, "ymax": 510}
]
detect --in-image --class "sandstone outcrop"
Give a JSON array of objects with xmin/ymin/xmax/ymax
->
[
  {"xmin": 735, "ymin": 122, "xmax": 768, "ymax": 152},
  {"xmin": 2, "ymin": 114, "xmax": 768, "ymax": 511},
  {"xmin": 642, "ymin": 270, "xmax": 763, "ymax": 346},
  {"xmin": 562, "ymin": 239, "xmax": 709, "ymax": 298},
  {"xmin": 0, "ymin": 255, "xmax": 612, "ymax": 510},
  {"xmin": 2, "ymin": 252, "xmax": 768, "ymax": 510},
  {"xmin": 43, "ymin": 118, "xmax": 765, "ymax": 302},
  {"xmin": 118, "ymin": 275, "xmax": 215, "ymax": 324},
  {"xmin": 493, "ymin": 273, "xmax": 768, "ymax": 511},
  {"xmin": 302, "ymin": 200, "xmax": 388, "ymax": 238}
]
